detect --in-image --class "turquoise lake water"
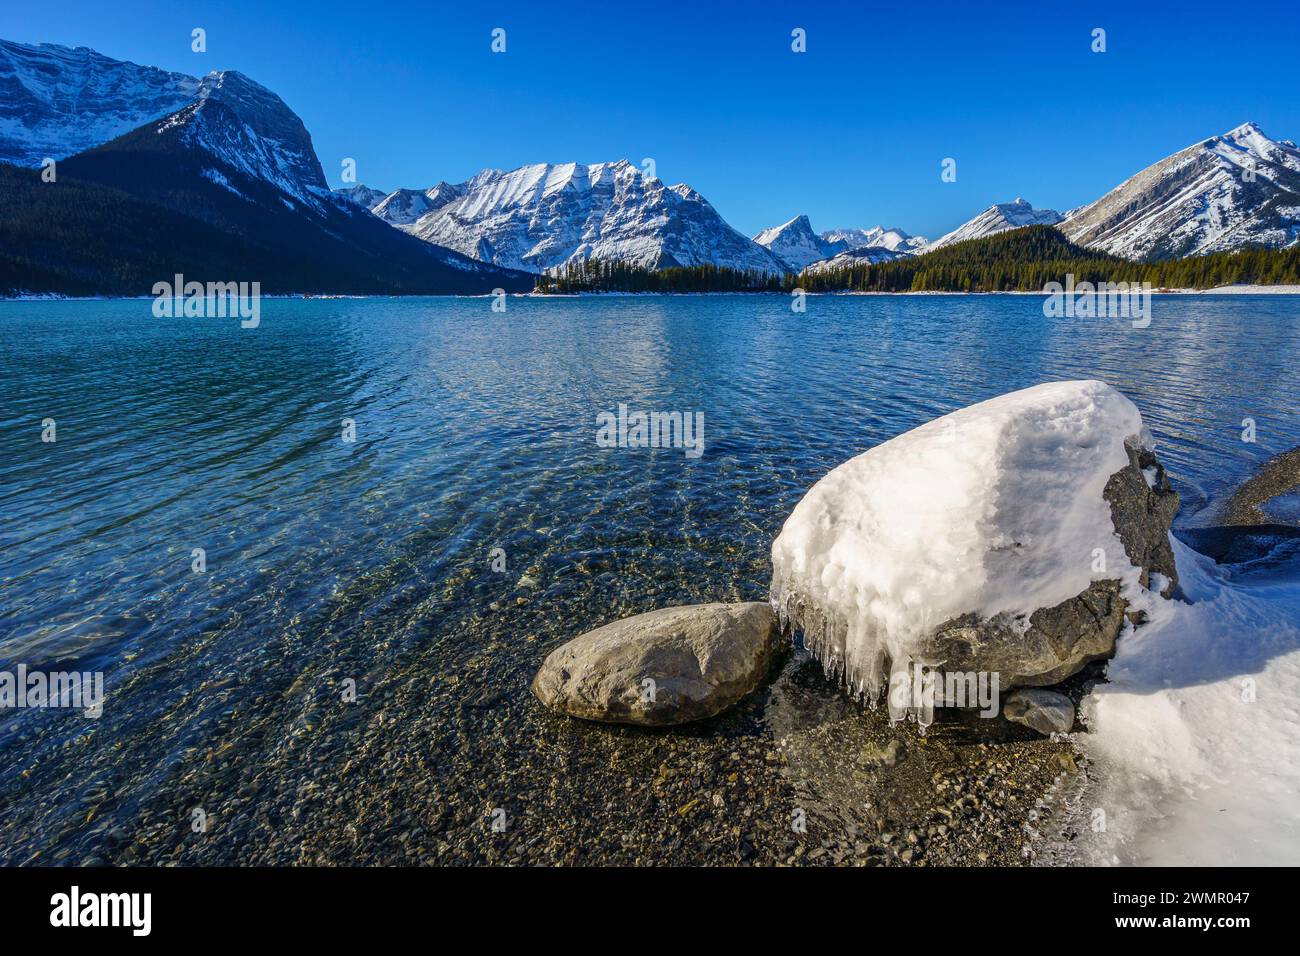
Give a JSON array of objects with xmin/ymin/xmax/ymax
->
[{"xmin": 1, "ymin": 293, "xmax": 1298, "ymax": 860}]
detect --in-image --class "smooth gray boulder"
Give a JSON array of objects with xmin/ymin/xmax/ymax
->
[
  {"xmin": 531, "ymin": 602, "xmax": 782, "ymax": 725},
  {"xmin": 922, "ymin": 440, "xmax": 1179, "ymax": 687},
  {"xmin": 1003, "ymin": 688, "xmax": 1076, "ymax": 735}
]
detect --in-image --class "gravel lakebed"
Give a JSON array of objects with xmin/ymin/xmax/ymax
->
[{"xmin": 1, "ymin": 596, "xmax": 1086, "ymax": 866}]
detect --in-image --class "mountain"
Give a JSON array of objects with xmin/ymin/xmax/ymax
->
[
  {"xmin": 754, "ymin": 215, "xmax": 839, "ymax": 271},
  {"xmin": 1, "ymin": 40, "xmax": 328, "ymax": 204},
  {"xmin": 334, "ymin": 184, "xmax": 389, "ymax": 209},
  {"xmin": 3, "ymin": 112, "xmax": 532, "ymax": 296},
  {"xmin": 930, "ymin": 198, "xmax": 1063, "ymax": 249},
  {"xmin": 802, "ymin": 246, "xmax": 909, "ymax": 274},
  {"xmin": 1061, "ymin": 122, "xmax": 1300, "ymax": 260},
  {"xmin": 797, "ymin": 225, "xmax": 1120, "ymax": 292},
  {"xmin": 372, "ymin": 186, "xmax": 444, "ymax": 224},
  {"xmin": 821, "ymin": 226, "xmax": 929, "ymax": 255},
  {"xmin": 367, "ymin": 161, "xmax": 789, "ymax": 274},
  {"xmin": 780, "ymin": 224, "xmax": 926, "ymax": 275},
  {"xmin": 0, "ymin": 40, "xmax": 531, "ymax": 296},
  {"xmin": 180, "ymin": 70, "xmax": 327, "ymax": 204},
  {"xmin": 0, "ymin": 39, "xmax": 198, "ymax": 167}
]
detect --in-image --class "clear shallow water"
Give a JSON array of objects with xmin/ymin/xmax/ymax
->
[{"xmin": 1, "ymin": 294, "xmax": 1298, "ymax": 862}]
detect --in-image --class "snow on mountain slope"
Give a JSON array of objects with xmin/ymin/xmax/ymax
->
[
  {"xmin": 930, "ymin": 198, "xmax": 1063, "ymax": 249},
  {"xmin": 0, "ymin": 39, "xmax": 198, "ymax": 167},
  {"xmin": 380, "ymin": 160, "xmax": 789, "ymax": 274},
  {"xmin": 0, "ymin": 39, "xmax": 328, "ymax": 205},
  {"xmin": 334, "ymin": 184, "xmax": 389, "ymax": 209},
  {"xmin": 753, "ymin": 215, "xmax": 837, "ymax": 271},
  {"xmin": 1062, "ymin": 123, "xmax": 1300, "ymax": 260},
  {"xmin": 802, "ymin": 246, "xmax": 909, "ymax": 274},
  {"xmin": 794, "ymin": 224, "xmax": 927, "ymax": 274},
  {"xmin": 821, "ymin": 226, "xmax": 929, "ymax": 255},
  {"xmin": 368, "ymin": 184, "xmax": 465, "ymax": 225},
  {"xmin": 180, "ymin": 70, "xmax": 328, "ymax": 204}
]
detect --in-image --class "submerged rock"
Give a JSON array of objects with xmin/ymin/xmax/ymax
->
[
  {"xmin": 770, "ymin": 380, "xmax": 1179, "ymax": 722},
  {"xmin": 1003, "ymin": 689, "xmax": 1076, "ymax": 735},
  {"xmin": 1219, "ymin": 445, "xmax": 1300, "ymax": 527},
  {"xmin": 857, "ymin": 739, "xmax": 905, "ymax": 767},
  {"xmin": 531, "ymin": 602, "xmax": 782, "ymax": 725},
  {"xmin": 1180, "ymin": 445, "xmax": 1300, "ymax": 569}
]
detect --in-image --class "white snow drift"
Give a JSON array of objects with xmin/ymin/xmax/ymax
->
[{"xmin": 1080, "ymin": 538, "xmax": 1300, "ymax": 865}]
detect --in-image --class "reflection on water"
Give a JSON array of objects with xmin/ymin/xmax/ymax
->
[{"xmin": 1, "ymin": 293, "xmax": 1297, "ymax": 859}]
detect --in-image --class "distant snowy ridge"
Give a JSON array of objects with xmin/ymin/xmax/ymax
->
[
  {"xmin": 334, "ymin": 184, "xmax": 389, "ymax": 209},
  {"xmin": 930, "ymin": 198, "xmax": 1063, "ymax": 249},
  {"xmin": 749, "ymin": 219, "xmax": 929, "ymax": 274},
  {"xmin": 345, "ymin": 161, "xmax": 788, "ymax": 275},
  {"xmin": 821, "ymin": 226, "xmax": 929, "ymax": 255},
  {"xmin": 1060, "ymin": 122, "xmax": 1300, "ymax": 259},
  {"xmin": 368, "ymin": 187, "xmax": 438, "ymax": 224},
  {"xmin": 802, "ymin": 246, "xmax": 909, "ymax": 274},
  {"xmin": 753, "ymin": 215, "xmax": 838, "ymax": 271}
]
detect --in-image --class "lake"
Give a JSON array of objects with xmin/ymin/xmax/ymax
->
[{"xmin": 2, "ymin": 293, "xmax": 1298, "ymax": 864}]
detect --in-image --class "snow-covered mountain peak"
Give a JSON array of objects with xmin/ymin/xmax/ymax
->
[
  {"xmin": 370, "ymin": 187, "xmax": 436, "ymax": 224},
  {"xmin": 754, "ymin": 215, "xmax": 837, "ymax": 271},
  {"xmin": 0, "ymin": 38, "xmax": 327, "ymax": 204},
  {"xmin": 1062, "ymin": 122, "xmax": 1300, "ymax": 259},
  {"xmin": 1209, "ymin": 121, "xmax": 1300, "ymax": 173},
  {"xmin": 755, "ymin": 214, "xmax": 813, "ymax": 242},
  {"xmin": 373, "ymin": 160, "xmax": 787, "ymax": 274},
  {"xmin": 0, "ymin": 38, "xmax": 198, "ymax": 166},
  {"xmin": 1222, "ymin": 121, "xmax": 1267, "ymax": 146},
  {"xmin": 185, "ymin": 69, "xmax": 327, "ymax": 200},
  {"xmin": 334, "ymin": 184, "xmax": 390, "ymax": 209},
  {"xmin": 930, "ymin": 199, "xmax": 1063, "ymax": 249},
  {"xmin": 668, "ymin": 182, "xmax": 707, "ymax": 203},
  {"xmin": 819, "ymin": 226, "xmax": 928, "ymax": 255}
]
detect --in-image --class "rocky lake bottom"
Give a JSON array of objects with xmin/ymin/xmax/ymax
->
[{"xmin": 2, "ymin": 294, "xmax": 1298, "ymax": 865}]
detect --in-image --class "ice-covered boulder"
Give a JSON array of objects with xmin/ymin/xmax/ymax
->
[
  {"xmin": 531, "ymin": 602, "xmax": 782, "ymax": 725},
  {"xmin": 770, "ymin": 380, "xmax": 1178, "ymax": 726}
]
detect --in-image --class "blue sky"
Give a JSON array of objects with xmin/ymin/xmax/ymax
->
[{"xmin": 4, "ymin": 0, "xmax": 1298, "ymax": 238}]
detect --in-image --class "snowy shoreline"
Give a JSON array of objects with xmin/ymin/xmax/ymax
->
[
  {"xmin": 766, "ymin": 379, "xmax": 1300, "ymax": 867},
  {"xmin": 1079, "ymin": 538, "xmax": 1300, "ymax": 865}
]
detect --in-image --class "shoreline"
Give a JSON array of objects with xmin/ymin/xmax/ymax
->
[{"xmin": 6, "ymin": 284, "xmax": 1300, "ymax": 303}]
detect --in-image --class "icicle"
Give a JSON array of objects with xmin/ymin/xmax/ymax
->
[
  {"xmin": 886, "ymin": 654, "xmax": 911, "ymax": 724},
  {"xmin": 916, "ymin": 663, "xmax": 935, "ymax": 732}
]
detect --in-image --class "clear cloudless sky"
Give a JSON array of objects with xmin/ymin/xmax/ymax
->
[{"xmin": 3, "ymin": 0, "xmax": 1298, "ymax": 238}]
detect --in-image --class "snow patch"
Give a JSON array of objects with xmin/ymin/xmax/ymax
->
[
  {"xmin": 1079, "ymin": 538, "xmax": 1300, "ymax": 865},
  {"xmin": 371, "ymin": 160, "xmax": 788, "ymax": 274},
  {"xmin": 201, "ymin": 166, "xmax": 245, "ymax": 199},
  {"xmin": 931, "ymin": 198, "xmax": 1063, "ymax": 249}
]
